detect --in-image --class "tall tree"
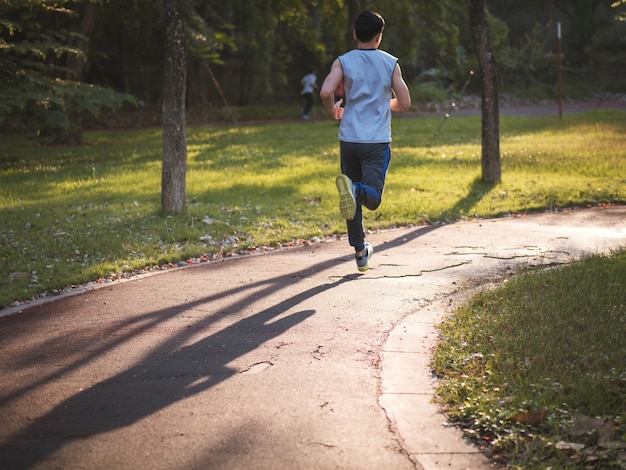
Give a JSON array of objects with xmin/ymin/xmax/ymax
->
[
  {"xmin": 162, "ymin": 0, "xmax": 187, "ymax": 214},
  {"xmin": 0, "ymin": 0, "xmax": 134, "ymax": 144},
  {"xmin": 466, "ymin": 0, "xmax": 501, "ymax": 183}
]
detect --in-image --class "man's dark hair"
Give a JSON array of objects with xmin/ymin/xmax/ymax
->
[{"xmin": 354, "ymin": 11, "xmax": 385, "ymax": 43}]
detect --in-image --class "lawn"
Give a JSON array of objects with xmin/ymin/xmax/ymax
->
[
  {"xmin": 433, "ymin": 250, "xmax": 626, "ymax": 468},
  {"xmin": 1, "ymin": 110, "xmax": 624, "ymax": 309}
]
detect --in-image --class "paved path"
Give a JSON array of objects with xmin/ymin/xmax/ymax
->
[
  {"xmin": 417, "ymin": 99, "xmax": 626, "ymax": 118},
  {"xmin": 1, "ymin": 206, "xmax": 625, "ymax": 470}
]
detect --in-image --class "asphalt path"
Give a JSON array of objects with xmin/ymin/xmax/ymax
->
[
  {"xmin": 415, "ymin": 98, "xmax": 626, "ymax": 119},
  {"xmin": 1, "ymin": 205, "xmax": 625, "ymax": 470}
]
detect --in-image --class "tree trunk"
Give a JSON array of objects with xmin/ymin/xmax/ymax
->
[
  {"xmin": 67, "ymin": 1, "xmax": 98, "ymax": 81},
  {"xmin": 466, "ymin": 0, "xmax": 501, "ymax": 184},
  {"xmin": 345, "ymin": 0, "xmax": 363, "ymax": 51},
  {"xmin": 162, "ymin": 0, "xmax": 187, "ymax": 214},
  {"xmin": 61, "ymin": 1, "xmax": 99, "ymax": 146}
]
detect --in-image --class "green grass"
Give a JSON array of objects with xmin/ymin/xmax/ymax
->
[
  {"xmin": 432, "ymin": 250, "xmax": 626, "ymax": 468},
  {"xmin": 1, "ymin": 110, "xmax": 624, "ymax": 309}
]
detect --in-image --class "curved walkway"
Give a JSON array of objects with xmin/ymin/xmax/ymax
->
[{"xmin": 1, "ymin": 206, "xmax": 624, "ymax": 469}]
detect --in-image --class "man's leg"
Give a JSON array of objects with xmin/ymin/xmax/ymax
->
[
  {"xmin": 357, "ymin": 143, "xmax": 391, "ymax": 211},
  {"xmin": 340, "ymin": 142, "xmax": 391, "ymax": 249},
  {"xmin": 302, "ymin": 93, "xmax": 313, "ymax": 116},
  {"xmin": 339, "ymin": 142, "xmax": 364, "ymax": 249}
]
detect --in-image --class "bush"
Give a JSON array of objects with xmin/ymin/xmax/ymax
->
[{"xmin": 411, "ymin": 81, "xmax": 450, "ymax": 105}]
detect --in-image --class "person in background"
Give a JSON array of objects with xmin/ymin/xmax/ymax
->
[
  {"xmin": 300, "ymin": 66, "xmax": 317, "ymax": 119},
  {"xmin": 319, "ymin": 10, "xmax": 411, "ymax": 272}
]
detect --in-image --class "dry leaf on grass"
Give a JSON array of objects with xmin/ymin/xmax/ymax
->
[{"xmin": 510, "ymin": 409, "xmax": 548, "ymax": 426}]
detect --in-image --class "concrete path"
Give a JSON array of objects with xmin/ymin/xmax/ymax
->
[{"xmin": 1, "ymin": 206, "xmax": 624, "ymax": 470}]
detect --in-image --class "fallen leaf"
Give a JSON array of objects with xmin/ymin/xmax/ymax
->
[
  {"xmin": 498, "ymin": 396, "xmax": 515, "ymax": 406},
  {"xmin": 597, "ymin": 420, "xmax": 617, "ymax": 446},
  {"xmin": 511, "ymin": 409, "xmax": 548, "ymax": 426},
  {"xmin": 555, "ymin": 441, "xmax": 585, "ymax": 451},
  {"xmin": 300, "ymin": 196, "xmax": 322, "ymax": 205},
  {"xmin": 202, "ymin": 217, "xmax": 217, "ymax": 224},
  {"xmin": 9, "ymin": 271, "xmax": 30, "ymax": 280}
]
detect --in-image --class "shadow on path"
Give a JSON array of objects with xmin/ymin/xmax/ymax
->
[
  {"xmin": 0, "ymin": 223, "xmax": 445, "ymax": 468},
  {"xmin": 0, "ymin": 279, "xmax": 348, "ymax": 467}
]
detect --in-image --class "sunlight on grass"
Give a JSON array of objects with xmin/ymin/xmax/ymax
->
[{"xmin": 1, "ymin": 110, "xmax": 624, "ymax": 308}]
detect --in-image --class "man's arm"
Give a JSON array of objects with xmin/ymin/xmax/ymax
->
[
  {"xmin": 390, "ymin": 64, "xmax": 411, "ymax": 112},
  {"xmin": 320, "ymin": 59, "xmax": 344, "ymax": 120}
]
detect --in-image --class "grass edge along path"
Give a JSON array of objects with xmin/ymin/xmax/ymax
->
[{"xmin": 432, "ymin": 249, "xmax": 626, "ymax": 469}]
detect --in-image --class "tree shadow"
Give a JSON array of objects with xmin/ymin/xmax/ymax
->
[
  {"xmin": 0, "ymin": 278, "xmax": 351, "ymax": 467},
  {"xmin": 0, "ymin": 223, "xmax": 446, "ymax": 468},
  {"xmin": 446, "ymin": 176, "xmax": 495, "ymax": 219}
]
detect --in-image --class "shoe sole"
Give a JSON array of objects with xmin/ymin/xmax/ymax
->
[
  {"xmin": 335, "ymin": 175, "xmax": 356, "ymax": 220},
  {"xmin": 357, "ymin": 244, "xmax": 373, "ymax": 272}
]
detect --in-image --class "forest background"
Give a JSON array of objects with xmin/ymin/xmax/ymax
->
[{"xmin": 1, "ymin": 0, "xmax": 625, "ymax": 140}]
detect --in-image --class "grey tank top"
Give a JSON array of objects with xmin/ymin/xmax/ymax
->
[{"xmin": 338, "ymin": 49, "xmax": 398, "ymax": 143}]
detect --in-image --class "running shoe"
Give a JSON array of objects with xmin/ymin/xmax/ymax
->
[
  {"xmin": 356, "ymin": 243, "xmax": 373, "ymax": 272},
  {"xmin": 335, "ymin": 174, "xmax": 356, "ymax": 220}
]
